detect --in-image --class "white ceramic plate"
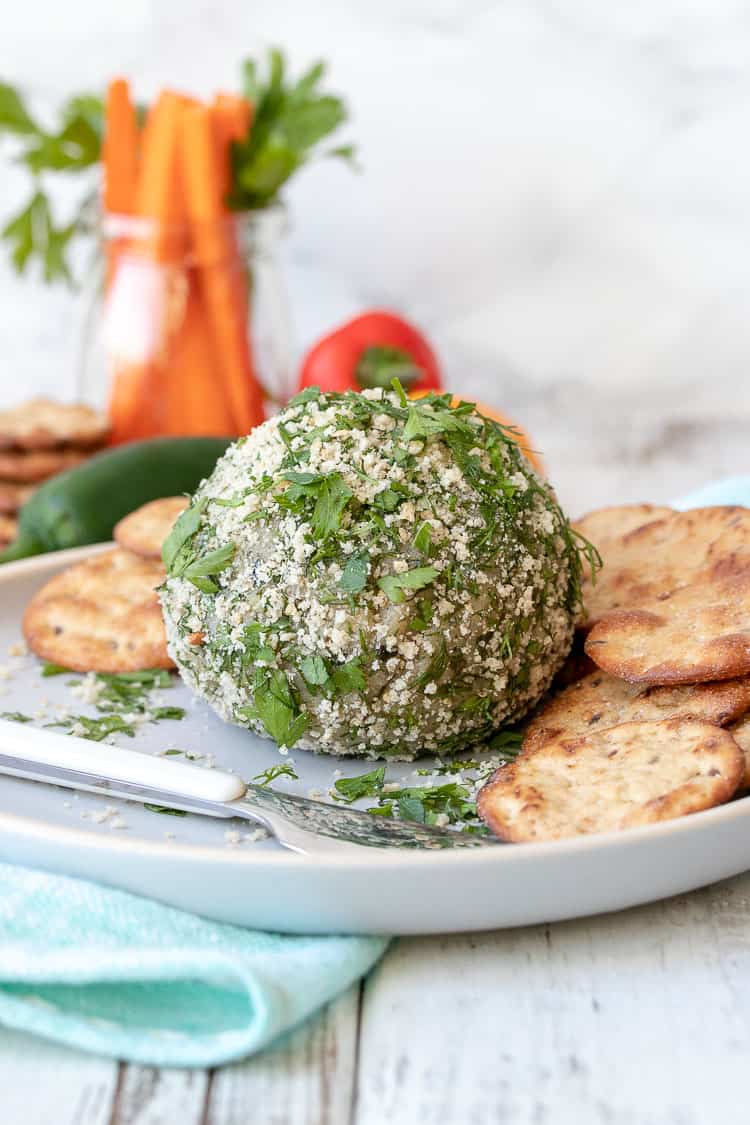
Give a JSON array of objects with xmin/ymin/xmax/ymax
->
[{"xmin": 1, "ymin": 546, "xmax": 749, "ymax": 935}]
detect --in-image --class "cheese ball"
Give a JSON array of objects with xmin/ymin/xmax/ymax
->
[{"xmin": 160, "ymin": 388, "xmax": 588, "ymax": 760}]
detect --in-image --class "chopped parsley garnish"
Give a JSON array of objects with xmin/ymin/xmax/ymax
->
[
  {"xmin": 162, "ymin": 498, "xmax": 235, "ymax": 593},
  {"xmin": 332, "ymin": 766, "xmax": 386, "ymax": 803},
  {"xmin": 486, "ymin": 729, "xmax": 523, "ymax": 757},
  {"xmin": 48, "ymin": 713, "xmax": 138, "ymax": 741},
  {"xmin": 414, "ymin": 636, "xmax": 448, "ymax": 688},
  {"xmin": 0, "ymin": 711, "xmax": 31, "ymax": 723},
  {"xmin": 378, "ymin": 565, "xmax": 439, "ymax": 604},
  {"xmin": 287, "ymin": 386, "xmax": 322, "ymax": 406},
  {"xmin": 39, "ymin": 667, "xmax": 185, "ymax": 743},
  {"xmin": 409, "ymin": 596, "xmax": 434, "ymax": 632},
  {"xmin": 179, "ymin": 542, "xmax": 236, "ymax": 594},
  {"xmin": 299, "ymin": 653, "xmax": 329, "ymax": 686},
  {"xmin": 373, "ymin": 487, "xmax": 403, "ymax": 513},
  {"xmin": 240, "ymin": 668, "xmax": 309, "ymax": 749},
  {"xmin": 279, "ymin": 470, "xmax": 353, "ymax": 539},
  {"xmin": 162, "ymin": 499, "xmax": 205, "ymax": 571},
  {"xmin": 328, "ymin": 657, "xmax": 366, "ymax": 695},
  {"xmin": 339, "ymin": 551, "xmax": 369, "ymax": 594},
  {"xmin": 311, "ymin": 474, "xmax": 353, "ymax": 537},
  {"xmin": 252, "ymin": 762, "xmax": 300, "ymax": 786},
  {"xmin": 412, "ymin": 520, "xmax": 433, "ymax": 556},
  {"xmin": 144, "ymin": 804, "xmax": 187, "ymax": 817},
  {"xmin": 298, "ymin": 653, "xmax": 366, "ymax": 697},
  {"xmin": 40, "ymin": 662, "xmax": 71, "ymax": 677}
]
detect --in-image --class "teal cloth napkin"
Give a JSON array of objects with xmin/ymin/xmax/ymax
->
[
  {"xmin": 0, "ymin": 862, "xmax": 388, "ymax": 1067},
  {"xmin": 673, "ymin": 475, "xmax": 750, "ymax": 510},
  {"xmin": 0, "ymin": 478, "xmax": 741, "ymax": 1067}
]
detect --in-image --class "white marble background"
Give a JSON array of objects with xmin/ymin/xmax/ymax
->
[{"xmin": 0, "ymin": 0, "xmax": 749, "ymax": 511}]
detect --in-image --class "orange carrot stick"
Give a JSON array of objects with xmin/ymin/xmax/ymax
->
[
  {"xmin": 102, "ymin": 78, "xmax": 139, "ymax": 320},
  {"xmin": 162, "ymin": 280, "xmax": 235, "ymax": 436},
  {"xmin": 212, "ymin": 93, "xmax": 253, "ymax": 201},
  {"xmin": 109, "ymin": 93, "xmax": 187, "ymax": 443},
  {"xmin": 180, "ymin": 103, "xmax": 264, "ymax": 434},
  {"xmin": 103, "ymin": 78, "xmax": 139, "ymax": 215}
]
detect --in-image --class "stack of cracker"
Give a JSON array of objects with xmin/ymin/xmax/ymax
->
[
  {"xmin": 0, "ymin": 399, "xmax": 110, "ymax": 550},
  {"xmin": 22, "ymin": 497, "xmax": 187, "ymax": 674},
  {"xmin": 479, "ymin": 504, "xmax": 750, "ymax": 842}
]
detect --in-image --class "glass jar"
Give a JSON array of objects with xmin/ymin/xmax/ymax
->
[{"xmin": 77, "ymin": 206, "xmax": 294, "ymax": 430}]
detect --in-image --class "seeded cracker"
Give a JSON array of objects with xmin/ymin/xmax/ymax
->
[
  {"xmin": 0, "ymin": 514, "xmax": 17, "ymax": 547},
  {"xmin": 0, "ymin": 447, "xmax": 88, "ymax": 484},
  {"xmin": 23, "ymin": 548, "xmax": 174, "ymax": 673},
  {"xmin": 0, "ymin": 398, "xmax": 109, "ymax": 450},
  {"xmin": 585, "ymin": 507, "xmax": 750, "ymax": 684},
  {"xmin": 478, "ymin": 719, "xmax": 744, "ymax": 842},
  {"xmin": 0, "ymin": 482, "xmax": 34, "ymax": 514},
  {"xmin": 115, "ymin": 497, "xmax": 189, "ymax": 559},
  {"xmin": 160, "ymin": 387, "xmax": 590, "ymax": 759},
  {"xmin": 523, "ymin": 669, "xmax": 750, "ymax": 751},
  {"xmin": 574, "ymin": 503, "xmax": 673, "ymax": 629},
  {"xmin": 729, "ymin": 714, "xmax": 750, "ymax": 788}
]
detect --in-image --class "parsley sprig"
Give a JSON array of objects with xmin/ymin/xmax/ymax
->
[{"xmin": 162, "ymin": 499, "xmax": 235, "ymax": 594}]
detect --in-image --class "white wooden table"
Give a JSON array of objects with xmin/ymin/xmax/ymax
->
[{"xmin": 2, "ymin": 390, "xmax": 750, "ymax": 1124}]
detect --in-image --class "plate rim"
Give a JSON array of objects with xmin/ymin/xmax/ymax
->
[{"xmin": 2, "ymin": 544, "xmax": 749, "ymax": 871}]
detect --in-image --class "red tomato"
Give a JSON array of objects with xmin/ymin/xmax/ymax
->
[{"xmin": 298, "ymin": 310, "xmax": 443, "ymax": 395}]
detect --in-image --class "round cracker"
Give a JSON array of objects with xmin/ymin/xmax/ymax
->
[
  {"xmin": 524, "ymin": 669, "xmax": 750, "ymax": 752},
  {"xmin": 0, "ymin": 398, "xmax": 109, "ymax": 451},
  {"xmin": 583, "ymin": 507, "xmax": 750, "ymax": 684},
  {"xmin": 114, "ymin": 497, "xmax": 189, "ymax": 560},
  {"xmin": 477, "ymin": 719, "xmax": 744, "ymax": 842},
  {"xmin": 574, "ymin": 504, "xmax": 674, "ymax": 629},
  {"xmin": 0, "ymin": 481, "xmax": 34, "ymax": 514},
  {"xmin": 730, "ymin": 714, "xmax": 750, "ymax": 789},
  {"xmin": 23, "ymin": 548, "xmax": 173, "ymax": 674},
  {"xmin": 0, "ymin": 447, "xmax": 89, "ymax": 483},
  {"xmin": 574, "ymin": 503, "xmax": 674, "ymax": 547},
  {"xmin": 0, "ymin": 513, "xmax": 18, "ymax": 546}
]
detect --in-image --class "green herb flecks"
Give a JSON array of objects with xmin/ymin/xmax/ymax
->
[
  {"xmin": 279, "ymin": 470, "xmax": 354, "ymax": 540},
  {"xmin": 252, "ymin": 762, "xmax": 300, "ymax": 786},
  {"xmin": 47, "ymin": 713, "xmax": 138, "ymax": 742},
  {"xmin": 42, "ymin": 667, "xmax": 184, "ymax": 743},
  {"xmin": 313, "ymin": 474, "xmax": 353, "ymax": 538},
  {"xmin": 378, "ymin": 565, "xmax": 439, "ymax": 605},
  {"xmin": 486, "ymin": 729, "xmax": 523, "ymax": 758},
  {"xmin": 328, "ymin": 657, "xmax": 366, "ymax": 695},
  {"xmin": 414, "ymin": 636, "xmax": 449, "ymax": 689},
  {"xmin": 332, "ymin": 766, "xmax": 385, "ymax": 803},
  {"xmin": 369, "ymin": 781, "xmax": 483, "ymax": 830},
  {"xmin": 297, "ymin": 653, "xmax": 366, "ymax": 698},
  {"xmin": 339, "ymin": 551, "xmax": 369, "ymax": 595},
  {"xmin": 180, "ymin": 543, "xmax": 236, "ymax": 594},
  {"xmin": 144, "ymin": 804, "xmax": 187, "ymax": 817},
  {"xmin": 0, "ymin": 711, "xmax": 32, "ymax": 723},
  {"xmin": 287, "ymin": 386, "xmax": 322, "ymax": 407},
  {"xmin": 412, "ymin": 520, "xmax": 433, "ymax": 556},
  {"xmin": 239, "ymin": 668, "xmax": 309, "ymax": 749},
  {"xmin": 162, "ymin": 500, "xmax": 206, "ymax": 572},
  {"xmin": 40, "ymin": 662, "xmax": 71, "ymax": 677},
  {"xmin": 409, "ymin": 596, "xmax": 434, "ymax": 632},
  {"xmin": 299, "ymin": 653, "xmax": 329, "ymax": 687},
  {"xmin": 163, "ymin": 499, "xmax": 235, "ymax": 593}
]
